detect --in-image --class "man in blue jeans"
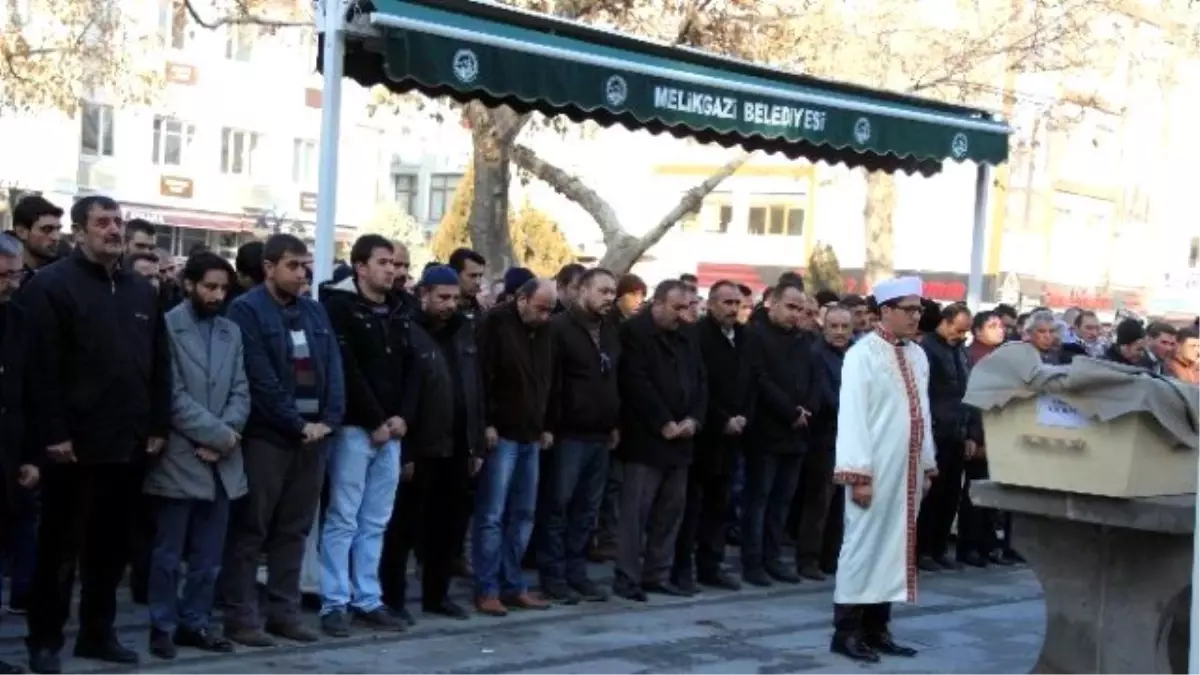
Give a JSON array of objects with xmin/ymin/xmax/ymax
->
[
  {"xmin": 474, "ymin": 278, "xmax": 557, "ymax": 615},
  {"xmin": 318, "ymin": 235, "xmax": 417, "ymax": 636},
  {"xmin": 538, "ymin": 269, "xmax": 621, "ymax": 603}
]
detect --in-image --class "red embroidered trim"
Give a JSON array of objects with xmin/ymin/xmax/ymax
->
[
  {"xmin": 833, "ymin": 471, "xmax": 872, "ymax": 486},
  {"xmin": 875, "ymin": 325, "xmax": 901, "ymax": 345},
  {"xmin": 893, "ymin": 343, "xmax": 925, "ymax": 604}
]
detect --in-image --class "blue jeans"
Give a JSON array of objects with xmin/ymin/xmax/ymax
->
[
  {"xmin": 537, "ymin": 439, "xmax": 608, "ymax": 585},
  {"xmin": 148, "ymin": 482, "xmax": 231, "ymax": 632},
  {"xmin": 319, "ymin": 427, "xmax": 400, "ymax": 615},
  {"xmin": 472, "ymin": 438, "xmax": 539, "ymax": 597}
]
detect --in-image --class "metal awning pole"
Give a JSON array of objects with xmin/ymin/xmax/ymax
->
[
  {"xmin": 313, "ymin": 0, "xmax": 346, "ymax": 295},
  {"xmin": 966, "ymin": 161, "xmax": 991, "ymax": 309}
]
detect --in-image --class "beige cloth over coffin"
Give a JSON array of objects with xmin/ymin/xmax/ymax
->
[{"xmin": 963, "ymin": 343, "xmax": 1200, "ymax": 451}]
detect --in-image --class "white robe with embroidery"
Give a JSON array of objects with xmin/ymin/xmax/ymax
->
[{"xmin": 832, "ymin": 331, "xmax": 937, "ymax": 605}]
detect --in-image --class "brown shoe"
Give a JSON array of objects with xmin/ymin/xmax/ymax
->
[
  {"xmin": 502, "ymin": 591, "xmax": 551, "ymax": 610},
  {"xmin": 475, "ymin": 595, "xmax": 508, "ymax": 617}
]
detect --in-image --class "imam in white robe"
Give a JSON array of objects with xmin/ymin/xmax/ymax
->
[{"xmin": 832, "ymin": 329, "xmax": 937, "ymax": 606}]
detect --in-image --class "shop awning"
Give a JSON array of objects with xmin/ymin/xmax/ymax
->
[{"xmin": 336, "ymin": 0, "xmax": 1010, "ymax": 175}]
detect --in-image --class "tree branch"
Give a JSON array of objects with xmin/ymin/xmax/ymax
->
[
  {"xmin": 636, "ymin": 151, "xmax": 753, "ymax": 248},
  {"xmin": 510, "ymin": 143, "xmax": 624, "ymax": 243},
  {"xmin": 183, "ymin": 0, "xmax": 311, "ymax": 29}
]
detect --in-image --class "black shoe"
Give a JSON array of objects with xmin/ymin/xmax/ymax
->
[
  {"xmin": 7, "ymin": 594, "xmax": 28, "ymax": 615},
  {"xmin": 867, "ymin": 632, "xmax": 918, "ymax": 657},
  {"xmin": 1003, "ymin": 549, "xmax": 1026, "ymax": 565},
  {"xmin": 175, "ymin": 627, "xmax": 235, "ymax": 653},
  {"xmin": 354, "ymin": 607, "xmax": 407, "ymax": 632},
  {"xmin": 321, "ymin": 609, "xmax": 352, "ymax": 638},
  {"xmin": 742, "ymin": 568, "xmax": 772, "ymax": 587},
  {"xmin": 697, "ymin": 569, "xmax": 742, "ymax": 591},
  {"xmin": 932, "ymin": 554, "xmax": 961, "ymax": 571},
  {"xmin": 423, "ymin": 598, "xmax": 470, "ymax": 620},
  {"xmin": 797, "ymin": 560, "xmax": 827, "ymax": 581},
  {"xmin": 986, "ymin": 550, "xmax": 1014, "ymax": 566},
  {"xmin": 301, "ymin": 592, "xmax": 322, "ymax": 612},
  {"xmin": 0, "ymin": 660, "xmax": 23, "ymax": 674},
  {"xmin": 612, "ymin": 582, "xmax": 647, "ymax": 602},
  {"xmin": 265, "ymin": 620, "xmax": 320, "ymax": 643},
  {"xmin": 27, "ymin": 649, "xmax": 60, "ymax": 675},
  {"xmin": 389, "ymin": 605, "xmax": 417, "ymax": 627},
  {"xmin": 74, "ymin": 637, "xmax": 139, "ymax": 664},
  {"xmin": 957, "ymin": 550, "xmax": 988, "ymax": 568},
  {"xmin": 765, "ymin": 563, "xmax": 801, "ymax": 584},
  {"xmin": 540, "ymin": 580, "xmax": 581, "ymax": 605},
  {"xmin": 645, "ymin": 581, "xmax": 694, "ymax": 597},
  {"xmin": 569, "ymin": 578, "xmax": 609, "ymax": 602},
  {"xmin": 830, "ymin": 633, "xmax": 880, "ymax": 663},
  {"xmin": 670, "ymin": 577, "xmax": 699, "ymax": 596},
  {"xmin": 917, "ymin": 555, "xmax": 942, "ymax": 572},
  {"xmin": 149, "ymin": 628, "xmax": 177, "ymax": 660}
]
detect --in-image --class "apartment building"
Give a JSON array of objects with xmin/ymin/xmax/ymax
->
[{"xmin": 0, "ymin": 0, "xmax": 407, "ymax": 259}]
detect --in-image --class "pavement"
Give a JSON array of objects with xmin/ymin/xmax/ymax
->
[{"xmin": 0, "ymin": 562, "xmax": 1044, "ymax": 673}]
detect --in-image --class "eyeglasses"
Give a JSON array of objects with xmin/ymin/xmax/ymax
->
[{"xmin": 894, "ymin": 304, "xmax": 923, "ymax": 316}]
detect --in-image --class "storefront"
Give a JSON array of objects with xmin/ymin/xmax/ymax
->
[{"xmin": 120, "ymin": 203, "xmax": 256, "ymax": 260}]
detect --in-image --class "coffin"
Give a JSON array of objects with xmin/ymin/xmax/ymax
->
[{"xmin": 982, "ymin": 394, "xmax": 1196, "ymax": 498}]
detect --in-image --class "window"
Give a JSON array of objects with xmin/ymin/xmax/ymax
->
[
  {"xmin": 428, "ymin": 173, "xmax": 461, "ymax": 222},
  {"xmin": 151, "ymin": 116, "xmax": 195, "ymax": 167},
  {"xmin": 392, "ymin": 173, "xmax": 417, "ymax": 216},
  {"xmin": 220, "ymin": 128, "xmax": 260, "ymax": 176},
  {"xmin": 291, "ymin": 138, "xmax": 316, "ymax": 184},
  {"xmin": 158, "ymin": 0, "xmax": 191, "ymax": 49},
  {"xmin": 747, "ymin": 199, "xmax": 804, "ymax": 236},
  {"xmin": 80, "ymin": 102, "xmax": 115, "ymax": 157},
  {"xmin": 680, "ymin": 195, "xmax": 732, "ymax": 234},
  {"xmin": 225, "ymin": 24, "xmax": 257, "ymax": 61}
]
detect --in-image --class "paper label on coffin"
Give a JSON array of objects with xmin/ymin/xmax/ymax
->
[{"xmin": 1035, "ymin": 396, "xmax": 1092, "ymax": 430}]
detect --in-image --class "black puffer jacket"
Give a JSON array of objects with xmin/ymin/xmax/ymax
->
[
  {"xmin": 321, "ymin": 276, "xmax": 420, "ymax": 432},
  {"xmin": 406, "ymin": 311, "xmax": 486, "ymax": 458}
]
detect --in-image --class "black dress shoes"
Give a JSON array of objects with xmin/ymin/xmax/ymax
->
[
  {"xmin": 423, "ymin": 598, "xmax": 470, "ymax": 620},
  {"xmin": 867, "ymin": 632, "xmax": 919, "ymax": 657},
  {"xmin": 958, "ymin": 550, "xmax": 988, "ymax": 568},
  {"xmin": 697, "ymin": 569, "xmax": 742, "ymax": 591},
  {"xmin": 830, "ymin": 633, "xmax": 880, "ymax": 663},
  {"xmin": 74, "ymin": 637, "xmax": 139, "ymax": 664},
  {"xmin": 28, "ymin": 649, "xmax": 61, "ymax": 675}
]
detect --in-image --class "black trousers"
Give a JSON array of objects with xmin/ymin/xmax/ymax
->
[
  {"xmin": 615, "ymin": 463, "xmax": 687, "ymax": 587},
  {"xmin": 917, "ymin": 440, "xmax": 965, "ymax": 558},
  {"xmin": 671, "ymin": 467, "xmax": 731, "ymax": 583},
  {"xmin": 741, "ymin": 452, "xmax": 803, "ymax": 572},
  {"xmin": 128, "ymin": 459, "xmax": 155, "ymax": 603},
  {"xmin": 27, "ymin": 463, "xmax": 137, "ymax": 651},
  {"xmin": 822, "ymin": 486, "xmax": 845, "ymax": 571},
  {"xmin": 956, "ymin": 457, "xmax": 993, "ymax": 556},
  {"xmin": 793, "ymin": 448, "xmax": 836, "ymax": 566},
  {"xmin": 833, "ymin": 602, "xmax": 891, "ymax": 637},
  {"xmin": 221, "ymin": 437, "xmax": 326, "ymax": 629},
  {"xmin": 380, "ymin": 454, "xmax": 471, "ymax": 609}
]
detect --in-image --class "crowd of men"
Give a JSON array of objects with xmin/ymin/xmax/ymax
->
[{"xmin": 0, "ymin": 193, "xmax": 1195, "ymax": 673}]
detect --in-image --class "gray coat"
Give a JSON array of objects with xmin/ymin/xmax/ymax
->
[{"xmin": 143, "ymin": 304, "xmax": 251, "ymax": 501}]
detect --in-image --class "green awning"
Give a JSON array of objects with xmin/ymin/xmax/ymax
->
[{"xmin": 339, "ymin": 0, "xmax": 1010, "ymax": 175}]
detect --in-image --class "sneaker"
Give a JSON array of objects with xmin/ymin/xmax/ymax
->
[
  {"xmin": 353, "ymin": 607, "xmax": 406, "ymax": 632},
  {"xmin": 540, "ymin": 580, "xmax": 581, "ymax": 605},
  {"xmin": 569, "ymin": 578, "xmax": 609, "ymax": 602},
  {"xmin": 320, "ymin": 610, "xmax": 352, "ymax": 638}
]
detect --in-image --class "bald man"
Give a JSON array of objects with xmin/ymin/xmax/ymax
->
[{"xmin": 473, "ymin": 278, "xmax": 558, "ymax": 614}]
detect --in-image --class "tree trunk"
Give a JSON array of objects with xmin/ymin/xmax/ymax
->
[
  {"xmin": 863, "ymin": 170, "xmax": 897, "ymax": 289},
  {"xmin": 464, "ymin": 103, "xmax": 528, "ymax": 274},
  {"xmin": 468, "ymin": 136, "xmax": 516, "ymax": 272}
]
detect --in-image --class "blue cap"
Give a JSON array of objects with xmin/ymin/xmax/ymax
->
[
  {"xmin": 503, "ymin": 266, "xmax": 535, "ymax": 297},
  {"xmin": 420, "ymin": 264, "xmax": 460, "ymax": 288}
]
